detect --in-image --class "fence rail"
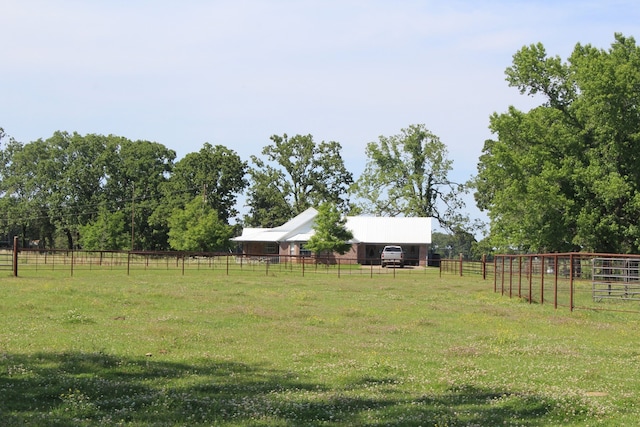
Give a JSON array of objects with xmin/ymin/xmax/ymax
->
[
  {"xmin": 12, "ymin": 249, "xmax": 435, "ymax": 278},
  {"xmin": 439, "ymin": 255, "xmax": 490, "ymax": 279},
  {"xmin": 486, "ymin": 253, "xmax": 640, "ymax": 313},
  {"xmin": 12, "ymin": 248, "xmax": 640, "ymax": 314}
]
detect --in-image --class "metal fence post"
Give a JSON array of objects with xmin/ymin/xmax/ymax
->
[
  {"xmin": 12, "ymin": 236, "xmax": 18, "ymax": 277},
  {"xmin": 517, "ymin": 256, "xmax": 522, "ymax": 298},
  {"xmin": 482, "ymin": 254, "xmax": 486, "ymax": 280},
  {"xmin": 540, "ymin": 255, "xmax": 545, "ymax": 305},
  {"xmin": 509, "ymin": 256, "xmax": 513, "ymax": 298},
  {"xmin": 569, "ymin": 253, "xmax": 574, "ymax": 312},
  {"xmin": 554, "ymin": 255, "xmax": 559, "ymax": 309},
  {"xmin": 493, "ymin": 256, "xmax": 497, "ymax": 292}
]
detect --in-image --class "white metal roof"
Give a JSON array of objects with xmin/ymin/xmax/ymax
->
[
  {"xmin": 234, "ymin": 227, "xmax": 289, "ymax": 242},
  {"xmin": 345, "ymin": 216, "xmax": 431, "ymax": 244},
  {"xmin": 234, "ymin": 208, "xmax": 431, "ymax": 245},
  {"xmin": 233, "ymin": 207, "xmax": 318, "ymax": 242}
]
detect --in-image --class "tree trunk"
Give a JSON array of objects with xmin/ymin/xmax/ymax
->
[{"xmin": 64, "ymin": 228, "xmax": 74, "ymax": 250}]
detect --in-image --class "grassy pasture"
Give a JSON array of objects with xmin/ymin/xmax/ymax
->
[{"xmin": 1, "ymin": 268, "xmax": 639, "ymax": 426}]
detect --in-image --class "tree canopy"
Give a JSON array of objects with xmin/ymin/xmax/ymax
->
[
  {"xmin": 474, "ymin": 33, "xmax": 640, "ymax": 253},
  {"xmin": 0, "ymin": 121, "xmax": 475, "ymax": 251},
  {"xmin": 245, "ymin": 133, "xmax": 353, "ymax": 227},
  {"xmin": 162, "ymin": 143, "xmax": 247, "ymax": 224},
  {"xmin": 0, "ymin": 132, "xmax": 247, "ymax": 251},
  {"xmin": 351, "ymin": 124, "xmax": 466, "ymax": 230}
]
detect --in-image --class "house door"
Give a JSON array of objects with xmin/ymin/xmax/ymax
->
[{"xmin": 365, "ymin": 245, "xmax": 377, "ymax": 265}]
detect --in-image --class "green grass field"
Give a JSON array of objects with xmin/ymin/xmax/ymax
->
[{"xmin": 1, "ymin": 268, "xmax": 639, "ymax": 426}]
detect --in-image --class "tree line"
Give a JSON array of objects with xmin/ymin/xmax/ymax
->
[
  {"xmin": 0, "ymin": 125, "xmax": 466, "ymax": 251},
  {"xmin": 4, "ymin": 33, "xmax": 638, "ymax": 256}
]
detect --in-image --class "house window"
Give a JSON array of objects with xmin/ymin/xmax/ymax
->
[
  {"xmin": 300, "ymin": 243, "xmax": 312, "ymax": 257},
  {"xmin": 264, "ymin": 242, "xmax": 278, "ymax": 254}
]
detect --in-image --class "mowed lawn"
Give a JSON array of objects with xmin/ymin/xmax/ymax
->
[{"xmin": 1, "ymin": 267, "xmax": 639, "ymax": 426}]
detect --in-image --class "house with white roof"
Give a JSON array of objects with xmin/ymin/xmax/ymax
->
[{"xmin": 233, "ymin": 207, "xmax": 432, "ymax": 266}]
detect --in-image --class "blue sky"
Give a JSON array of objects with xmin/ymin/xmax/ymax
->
[{"xmin": 2, "ymin": 1, "xmax": 639, "ymax": 229}]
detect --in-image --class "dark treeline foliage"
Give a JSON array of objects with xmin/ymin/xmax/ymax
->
[
  {"xmin": 431, "ymin": 230, "xmax": 479, "ymax": 261},
  {"xmin": 475, "ymin": 33, "xmax": 640, "ymax": 254},
  {"xmin": 0, "ymin": 131, "xmax": 246, "ymax": 251},
  {"xmin": 0, "ymin": 125, "xmax": 466, "ymax": 252}
]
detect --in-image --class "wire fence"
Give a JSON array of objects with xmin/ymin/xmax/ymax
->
[
  {"xmin": 10, "ymin": 248, "xmax": 640, "ymax": 314},
  {"xmin": 439, "ymin": 256, "xmax": 490, "ymax": 279},
  {"xmin": 11, "ymin": 249, "xmax": 434, "ymax": 278}
]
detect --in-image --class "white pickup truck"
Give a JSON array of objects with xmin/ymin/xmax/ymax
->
[{"xmin": 380, "ymin": 245, "xmax": 404, "ymax": 268}]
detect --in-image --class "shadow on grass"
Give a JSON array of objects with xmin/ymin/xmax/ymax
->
[{"xmin": 0, "ymin": 351, "xmax": 577, "ymax": 426}]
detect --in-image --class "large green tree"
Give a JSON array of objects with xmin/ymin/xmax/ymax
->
[
  {"xmin": 0, "ymin": 134, "xmax": 71, "ymax": 248},
  {"xmin": 105, "ymin": 137, "xmax": 176, "ymax": 250},
  {"xmin": 49, "ymin": 132, "xmax": 110, "ymax": 248},
  {"xmin": 475, "ymin": 33, "xmax": 640, "ymax": 253},
  {"xmin": 431, "ymin": 229, "xmax": 478, "ymax": 260},
  {"xmin": 0, "ymin": 129, "xmax": 46, "ymax": 247},
  {"xmin": 245, "ymin": 134, "xmax": 353, "ymax": 227},
  {"xmin": 351, "ymin": 124, "xmax": 466, "ymax": 230},
  {"xmin": 161, "ymin": 143, "xmax": 247, "ymax": 224}
]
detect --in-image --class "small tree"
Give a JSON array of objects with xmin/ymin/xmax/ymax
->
[
  {"xmin": 305, "ymin": 203, "xmax": 354, "ymax": 258},
  {"xmin": 167, "ymin": 197, "xmax": 233, "ymax": 252},
  {"xmin": 79, "ymin": 207, "xmax": 130, "ymax": 250}
]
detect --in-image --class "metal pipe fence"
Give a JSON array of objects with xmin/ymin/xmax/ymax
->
[
  {"xmin": 437, "ymin": 252, "xmax": 640, "ymax": 313},
  {"xmin": 14, "ymin": 248, "xmax": 640, "ymax": 314},
  {"xmin": 439, "ymin": 255, "xmax": 491, "ymax": 279},
  {"xmin": 13, "ymin": 249, "xmax": 436, "ymax": 278},
  {"xmin": 489, "ymin": 253, "xmax": 640, "ymax": 313}
]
